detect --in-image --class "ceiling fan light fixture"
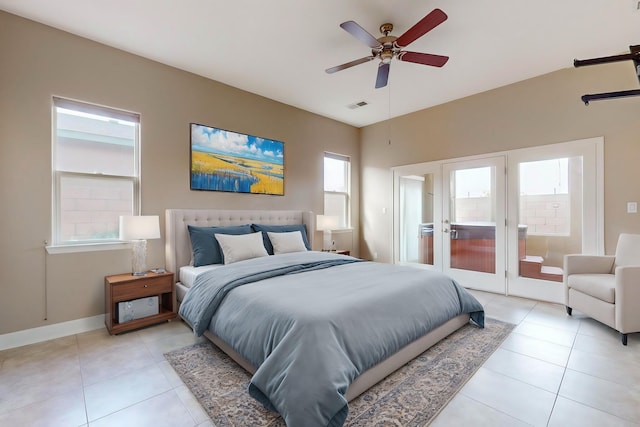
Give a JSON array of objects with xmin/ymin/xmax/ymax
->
[{"xmin": 380, "ymin": 50, "xmax": 393, "ymax": 64}]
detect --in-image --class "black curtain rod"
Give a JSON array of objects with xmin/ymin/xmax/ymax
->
[
  {"xmin": 574, "ymin": 50, "xmax": 640, "ymax": 68},
  {"xmin": 581, "ymin": 89, "xmax": 640, "ymax": 105},
  {"xmin": 574, "ymin": 45, "xmax": 640, "ymax": 104}
]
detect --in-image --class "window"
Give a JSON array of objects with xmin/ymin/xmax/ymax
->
[
  {"xmin": 323, "ymin": 152, "xmax": 350, "ymax": 228},
  {"xmin": 52, "ymin": 97, "xmax": 140, "ymax": 246}
]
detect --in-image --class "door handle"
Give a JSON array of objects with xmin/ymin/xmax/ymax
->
[{"xmin": 443, "ymin": 228, "xmax": 449, "ymax": 233}]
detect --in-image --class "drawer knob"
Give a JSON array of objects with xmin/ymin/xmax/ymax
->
[{"xmin": 144, "ymin": 284, "xmax": 148, "ymax": 288}]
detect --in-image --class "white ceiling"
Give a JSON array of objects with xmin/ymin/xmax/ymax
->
[{"xmin": 1, "ymin": 0, "xmax": 639, "ymax": 127}]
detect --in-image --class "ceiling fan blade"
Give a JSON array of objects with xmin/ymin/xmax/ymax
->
[
  {"xmin": 325, "ymin": 56, "xmax": 375, "ymax": 74},
  {"xmin": 397, "ymin": 51, "xmax": 449, "ymax": 67},
  {"xmin": 395, "ymin": 8, "xmax": 448, "ymax": 48},
  {"xmin": 375, "ymin": 63, "xmax": 390, "ymax": 89},
  {"xmin": 340, "ymin": 21, "xmax": 381, "ymax": 48}
]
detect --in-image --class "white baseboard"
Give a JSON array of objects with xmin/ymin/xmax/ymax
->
[{"xmin": 0, "ymin": 315, "xmax": 104, "ymax": 351}]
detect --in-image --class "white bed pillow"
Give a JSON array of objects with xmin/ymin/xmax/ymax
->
[
  {"xmin": 214, "ymin": 232, "xmax": 269, "ymax": 264},
  {"xmin": 267, "ymin": 231, "xmax": 308, "ymax": 254}
]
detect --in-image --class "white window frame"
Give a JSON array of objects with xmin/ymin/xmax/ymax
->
[
  {"xmin": 49, "ymin": 97, "xmax": 140, "ymax": 253},
  {"xmin": 323, "ymin": 152, "xmax": 351, "ymax": 229}
]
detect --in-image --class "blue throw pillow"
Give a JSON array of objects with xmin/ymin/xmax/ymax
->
[
  {"xmin": 188, "ymin": 224, "xmax": 252, "ymax": 266},
  {"xmin": 251, "ymin": 224, "xmax": 311, "ymax": 255}
]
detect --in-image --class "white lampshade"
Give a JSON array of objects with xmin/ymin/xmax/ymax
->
[
  {"xmin": 316, "ymin": 215, "xmax": 340, "ymax": 231},
  {"xmin": 119, "ymin": 215, "xmax": 160, "ymax": 241}
]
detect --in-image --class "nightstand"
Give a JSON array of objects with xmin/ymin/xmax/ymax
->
[
  {"xmin": 333, "ymin": 250, "xmax": 350, "ymax": 256},
  {"xmin": 105, "ymin": 270, "xmax": 176, "ymax": 335}
]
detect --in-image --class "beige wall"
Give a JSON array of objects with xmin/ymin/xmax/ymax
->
[
  {"xmin": 0, "ymin": 11, "xmax": 359, "ymax": 335},
  {"xmin": 360, "ymin": 58, "xmax": 640, "ymax": 263},
  {"xmin": 3, "ymin": 9, "xmax": 639, "ymax": 336}
]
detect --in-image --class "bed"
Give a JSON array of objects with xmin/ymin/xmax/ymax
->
[{"xmin": 165, "ymin": 208, "xmax": 484, "ymax": 427}]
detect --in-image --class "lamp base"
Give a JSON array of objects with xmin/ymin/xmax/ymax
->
[
  {"xmin": 131, "ymin": 239, "xmax": 148, "ymax": 276},
  {"xmin": 322, "ymin": 230, "xmax": 335, "ymax": 252}
]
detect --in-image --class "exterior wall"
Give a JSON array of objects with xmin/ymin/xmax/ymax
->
[
  {"xmin": 453, "ymin": 194, "xmax": 570, "ymax": 235},
  {"xmin": 453, "ymin": 197, "xmax": 492, "ymax": 223},
  {"xmin": 0, "ymin": 11, "xmax": 359, "ymax": 335},
  {"xmin": 520, "ymin": 194, "xmax": 570, "ymax": 235},
  {"xmin": 60, "ymin": 177, "xmax": 133, "ymax": 241}
]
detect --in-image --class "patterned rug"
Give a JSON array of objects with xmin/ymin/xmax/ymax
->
[{"xmin": 165, "ymin": 318, "xmax": 514, "ymax": 426}]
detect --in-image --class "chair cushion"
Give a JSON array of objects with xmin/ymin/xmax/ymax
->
[{"xmin": 567, "ymin": 273, "xmax": 615, "ymax": 303}]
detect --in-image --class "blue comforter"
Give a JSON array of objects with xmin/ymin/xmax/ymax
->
[{"xmin": 179, "ymin": 251, "xmax": 484, "ymax": 427}]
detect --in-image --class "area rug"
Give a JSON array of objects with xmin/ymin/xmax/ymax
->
[{"xmin": 165, "ymin": 318, "xmax": 514, "ymax": 426}]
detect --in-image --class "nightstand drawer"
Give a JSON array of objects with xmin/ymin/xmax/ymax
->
[{"xmin": 112, "ymin": 276, "xmax": 171, "ymax": 302}]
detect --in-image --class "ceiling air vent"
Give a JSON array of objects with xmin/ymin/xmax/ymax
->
[{"xmin": 348, "ymin": 101, "xmax": 369, "ymax": 110}]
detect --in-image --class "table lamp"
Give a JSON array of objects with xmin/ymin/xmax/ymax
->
[
  {"xmin": 316, "ymin": 214, "xmax": 340, "ymax": 251},
  {"xmin": 119, "ymin": 215, "xmax": 161, "ymax": 276}
]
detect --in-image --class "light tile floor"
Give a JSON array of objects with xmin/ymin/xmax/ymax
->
[
  {"xmin": 432, "ymin": 290, "xmax": 640, "ymax": 427},
  {"xmin": 0, "ymin": 291, "xmax": 638, "ymax": 426}
]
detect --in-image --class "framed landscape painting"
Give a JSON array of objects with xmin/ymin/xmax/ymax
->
[{"xmin": 190, "ymin": 123, "xmax": 284, "ymax": 195}]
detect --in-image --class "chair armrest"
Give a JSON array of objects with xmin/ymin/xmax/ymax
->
[
  {"xmin": 564, "ymin": 254, "xmax": 615, "ymax": 275},
  {"xmin": 615, "ymin": 265, "xmax": 640, "ymax": 333}
]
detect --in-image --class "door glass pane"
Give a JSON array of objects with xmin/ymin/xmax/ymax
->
[
  {"xmin": 449, "ymin": 166, "xmax": 495, "ymax": 273},
  {"xmin": 399, "ymin": 173, "xmax": 434, "ymax": 265},
  {"xmin": 518, "ymin": 157, "xmax": 582, "ymax": 281}
]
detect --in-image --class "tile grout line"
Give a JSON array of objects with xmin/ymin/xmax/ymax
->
[
  {"xmin": 72, "ymin": 332, "xmax": 90, "ymax": 427},
  {"xmin": 457, "ymin": 392, "xmax": 536, "ymax": 426},
  {"xmin": 544, "ymin": 315, "xmax": 580, "ymax": 427},
  {"xmin": 554, "ymin": 340, "xmax": 640, "ymax": 424}
]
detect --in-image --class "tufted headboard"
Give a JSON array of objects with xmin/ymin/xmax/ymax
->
[{"xmin": 165, "ymin": 209, "xmax": 315, "ymax": 280}]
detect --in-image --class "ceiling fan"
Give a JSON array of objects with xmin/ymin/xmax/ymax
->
[{"xmin": 326, "ymin": 8, "xmax": 449, "ymax": 89}]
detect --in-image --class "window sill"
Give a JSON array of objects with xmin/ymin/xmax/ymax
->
[
  {"xmin": 46, "ymin": 241, "xmax": 131, "ymax": 255},
  {"xmin": 328, "ymin": 228, "xmax": 353, "ymax": 233}
]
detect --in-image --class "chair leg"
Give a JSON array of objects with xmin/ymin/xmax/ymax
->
[
  {"xmin": 621, "ymin": 333, "xmax": 628, "ymax": 346},
  {"xmin": 566, "ymin": 306, "xmax": 572, "ymax": 316}
]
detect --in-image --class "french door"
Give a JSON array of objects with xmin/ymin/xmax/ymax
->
[
  {"xmin": 506, "ymin": 139, "xmax": 603, "ymax": 302},
  {"xmin": 442, "ymin": 157, "xmax": 506, "ymax": 293},
  {"xmin": 393, "ymin": 138, "xmax": 603, "ymax": 303},
  {"xmin": 393, "ymin": 156, "xmax": 506, "ymax": 293}
]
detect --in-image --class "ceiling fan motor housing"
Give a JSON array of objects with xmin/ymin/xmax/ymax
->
[{"xmin": 374, "ymin": 34, "xmax": 399, "ymax": 63}]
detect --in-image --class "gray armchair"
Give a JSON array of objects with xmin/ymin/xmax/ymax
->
[{"xmin": 564, "ymin": 233, "xmax": 640, "ymax": 345}]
